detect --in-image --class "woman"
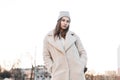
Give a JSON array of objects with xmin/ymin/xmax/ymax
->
[{"xmin": 43, "ymin": 11, "xmax": 87, "ymax": 80}]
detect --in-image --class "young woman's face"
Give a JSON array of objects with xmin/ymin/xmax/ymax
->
[{"xmin": 60, "ymin": 17, "xmax": 70, "ymax": 30}]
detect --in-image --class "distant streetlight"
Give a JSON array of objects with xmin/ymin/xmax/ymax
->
[
  {"xmin": 118, "ymin": 45, "xmax": 120, "ymax": 76},
  {"xmin": 34, "ymin": 46, "xmax": 37, "ymax": 80}
]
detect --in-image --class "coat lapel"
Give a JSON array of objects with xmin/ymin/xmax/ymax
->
[
  {"xmin": 47, "ymin": 30, "xmax": 77, "ymax": 54},
  {"xmin": 47, "ymin": 31, "xmax": 65, "ymax": 53},
  {"xmin": 65, "ymin": 31, "xmax": 77, "ymax": 52}
]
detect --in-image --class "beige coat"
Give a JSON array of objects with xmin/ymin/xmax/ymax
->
[{"xmin": 43, "ymin": 30, "xmax": 87, "ymax": 80}]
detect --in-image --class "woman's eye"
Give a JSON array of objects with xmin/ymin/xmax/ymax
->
[
  {"xmin": 62, "ymin": 19, "xmax": 65, "ymax": 22},
  {"xmin": 67, "ymin": 20, "xmax": 70, "ymax": 23}
]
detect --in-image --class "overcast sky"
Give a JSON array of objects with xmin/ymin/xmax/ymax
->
[{"xmin": 0, "ymin": 0, "xmax": 120, "ymax": 73}]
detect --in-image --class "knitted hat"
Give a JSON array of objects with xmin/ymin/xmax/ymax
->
[{"xmin": 58, "ymin": 11, "xmax": 70, "ymax": 21}]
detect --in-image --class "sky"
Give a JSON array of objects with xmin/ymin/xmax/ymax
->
[{"xmin": 0, "ymin": 0, "xmax": 120, "ymax": 74}]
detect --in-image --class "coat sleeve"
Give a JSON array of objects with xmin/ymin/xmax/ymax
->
[
  {"xmin": 43, "ymin": 36, "xmax": 53, "ymax": 73},
  {"xmin": 75, "ymin": 34, "xmax": 87, "ymax": 67}
]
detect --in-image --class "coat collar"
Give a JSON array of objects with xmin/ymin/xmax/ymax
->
[{"xmin": 47, "ymin": 30, "xmax": 77, "ymax": 54}]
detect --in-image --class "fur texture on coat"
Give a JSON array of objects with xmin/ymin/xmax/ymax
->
[{"xmin": 43, "ymin": 30, "xmax": 87, "ymax": 80}]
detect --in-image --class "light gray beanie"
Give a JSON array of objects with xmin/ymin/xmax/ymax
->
[{"xmin": 58, "ymin": 11, "xmax": 70, "ymax": 21}]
